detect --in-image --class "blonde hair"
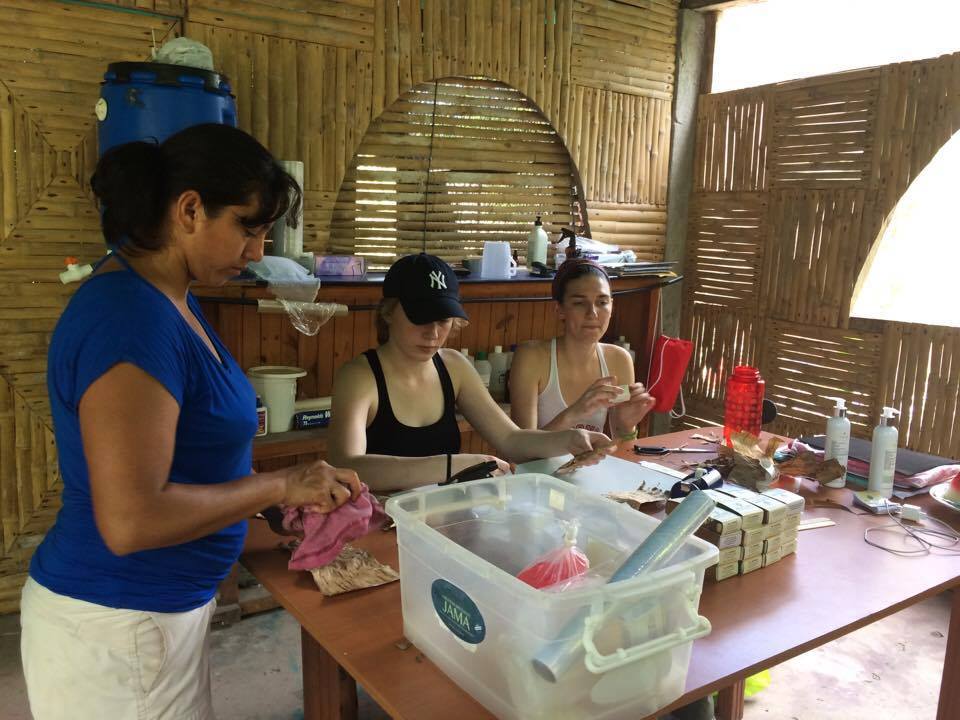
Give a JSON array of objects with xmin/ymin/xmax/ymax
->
[{"xmin": 375, "ymin": 297, "xmax": 468, "ymax": 345}]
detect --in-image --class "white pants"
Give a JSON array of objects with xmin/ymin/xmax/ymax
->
[{"xmin": 20, "ymin": 577, "xmax": 216, "ymax": 720}]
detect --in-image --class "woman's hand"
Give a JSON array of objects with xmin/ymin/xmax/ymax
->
[
  {"xmin": 282, "ymin": 460, "xmax": 362, "ymax": 513},
  {"xmin": 451, "ymin": 453, "xmax": 514, "ymax": 478},
  {"xmin": 569, "ymin": 376, "xmax": 623, "ymax": 420},
  {"xmin": 611, "ymin": 382, "xmax": 657, "ymax": 433},
  {"xmin": 555, "ymin": 429, "xmax": 614, "ymax": 474}
]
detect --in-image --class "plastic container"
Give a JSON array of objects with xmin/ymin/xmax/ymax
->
[
  {"xmin": 269, "ymin": 160, "xmax": 305, "ymax": 260},
  {"xmin": 868, "ymin": 406, "xmax": 900, "ymax": 498},
  {"xmin": 385, "ymin": 474, "xmax": 717, "ymax": 720},
  {"xmin": 97, "ymin": 62, "xmax": 237, "ymax": 156},
  {"xmin": 526, "ymin": 215, "xmax": 549, "ymax": 269},
  {"xmin": 246, "ymin": 366, "xmax": 306, "ymax": 433},
  {"xmin": 488, "ymin": 346, "xmax": 509, "ymax": 401},
  {"xmin": 474, "ymin": 351, "xmax": 492, "ymax": 389},
  {"xmin": 723, "ymin": 366, "xmax": 765, "ymax": 445},
  {"xmin": 823, "ymin": 398, "xmax": 851, "ymax": 488}
]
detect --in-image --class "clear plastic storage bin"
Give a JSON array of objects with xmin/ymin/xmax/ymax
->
[{"xmin": 385, "ymin": 473, "xmax": 719, "ymax": 720}]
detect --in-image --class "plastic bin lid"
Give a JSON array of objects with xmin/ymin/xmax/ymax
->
[
  {"xmin": 103, "ymin": 61, "xmax": 231, "ymax": 94},
  {"xmin": 247, "ymin": 365, "xmax": 307, "ymax": 379}
]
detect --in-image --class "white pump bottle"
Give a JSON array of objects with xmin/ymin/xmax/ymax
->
[
  {"xmin": 823, "ymin": 398, "xmax": 851, "ymax": 488},
  {"xmin": 867, "ymin": 406, "xmax": 900, "ymax": 498}
]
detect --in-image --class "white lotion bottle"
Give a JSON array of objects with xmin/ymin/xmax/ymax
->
[
  {"xmin": 526, "ymin": 215, "xmax": 548, "ymax": 268},
  {"xmin": 823, "ymin": 398, "xmax": 851, "ymax": 488},
  {"xmin": 867, "ymin": 406, "xmax": 900, "ymax": 498},
  {"xmin": 488, "ymin": 346, "xmax": 509, "ymax": 401}
]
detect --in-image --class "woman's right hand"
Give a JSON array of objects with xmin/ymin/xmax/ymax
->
[
  {"xmin": 282, "ymin": 460, "xmax": 362, "ymax": 513},
  {"xmin": 570, "ymin": 376, "xmax": 623, "ymax": 419},
  {"xmin": 451, "ymin": 453, "xmax": 513, "ymax": 478}
]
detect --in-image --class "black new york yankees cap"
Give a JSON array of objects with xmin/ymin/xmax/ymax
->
[{"xmin": 382, "ymin": 253, "xmax": 469, "ymax": 325}]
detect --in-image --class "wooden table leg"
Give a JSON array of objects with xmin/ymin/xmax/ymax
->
[
  {"xmin": 301, "ymin": 626, "xmax": 359, "ymax": 720},
  {"xmin": 937, "ymin": 589, "xmax": 960, "ymax": 720},
  {"xmin": 715, "ymin": 679, "xmax": 746, "ymax": 720}
]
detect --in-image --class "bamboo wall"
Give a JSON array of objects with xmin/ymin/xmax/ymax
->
[
  {"xmin": 0, "ymin": 0, "xmax": 679, "ymax": 611},
  {"xmin": 681, "ymin": 53, "xmax": 960, "ymax": 458}
]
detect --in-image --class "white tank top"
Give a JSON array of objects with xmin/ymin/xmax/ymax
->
[{"xmin": 537, "ymin": 338, "xmax": 610, "ymax": 433}]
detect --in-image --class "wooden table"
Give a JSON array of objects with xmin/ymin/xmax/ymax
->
[{"xmin": 241, "ymin": 427, "xmax": 960, "ymax": 720}]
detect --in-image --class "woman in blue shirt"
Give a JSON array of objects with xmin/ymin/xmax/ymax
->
[{"xmin": 21, "ymin": 123, "xmax": 360, "ymax": 720}]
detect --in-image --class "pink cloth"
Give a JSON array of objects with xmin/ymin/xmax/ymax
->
[{"xmin": 282, "ymin": 485, "xmax": 387, "ymax": 571}]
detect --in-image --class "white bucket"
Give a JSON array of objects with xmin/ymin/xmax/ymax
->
[{"xmin": 246, "ymin": 366, "xmax": 307, "ymax": 433}]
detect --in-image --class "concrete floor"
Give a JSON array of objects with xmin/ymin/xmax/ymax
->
[{"xmin": 0, "ymin": 591, "xmax": 951, "ymax": 719}]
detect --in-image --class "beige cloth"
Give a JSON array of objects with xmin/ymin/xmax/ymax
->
[{"xmin": 20, "ymin": 577, "xmax": 216, "ymax": 720}]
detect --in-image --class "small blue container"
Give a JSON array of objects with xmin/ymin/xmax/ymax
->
[{"xmin": 97, "ymin": 61, "xmax": 237, "ymax": 156}]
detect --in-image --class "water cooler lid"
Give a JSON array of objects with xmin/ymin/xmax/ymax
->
[{"xmin": 103, "ymin": 61, "xmax": 231, "ymax": 94}]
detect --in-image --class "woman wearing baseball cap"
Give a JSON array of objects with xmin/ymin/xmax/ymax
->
[
  {"xmin": 508, "ymin": 258, "xmax": 656, "ymax": 441},
  {"xmin": 328, "ymin": 253, "xmax": 612, "ymax": 492}
]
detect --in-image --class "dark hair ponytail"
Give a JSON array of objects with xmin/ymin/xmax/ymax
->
[
  {"xmin": 91, "ymin": 142, "xmax": 168, "ymax": 251},
  {"xmin": 551, "ymin": 258, "xmax": 609, "ymax": 301},
  {"xmin": 90, "ymin": 124, "xmax": 302, "ymax": 253}
]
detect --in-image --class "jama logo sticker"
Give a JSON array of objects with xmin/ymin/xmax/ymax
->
[{"xmin": 431, "ymin": 579, "xmax": 485, "ymax": 645}]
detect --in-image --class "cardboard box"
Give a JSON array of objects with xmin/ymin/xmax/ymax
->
[
  {"xmin": 740, "ymin": 493, "xmax": 788, "ymax": 525},
  {"xmin": 713, "ymin": 483, "xmax": 760, "ymax": 501},
  {"xmin": 764, "ymin": 534, "xmax": 783, "ymax": 555},
  {"xmin": 718, "ymin": 545, "xmax": 743, "ymax": 565},
  {"xmin": 763, "ymin": 546, "xmax": 783, "ymax": 566},
  {"xmin": 761, "ymin": 487, "xmax": 805, "ymax": 515},
  {"xmin": 740, "ymin": 555, "xmax": 763, "ymax": 575},
  {"xmin": 742, "ymin": 541, "xmax": 764, "ymax": 560},
  {"xmin": 707, "ymin": 561, "xmax": 740, "ymax": 582},
  {"xmin": 782, "ymin": 538, "xmax": 798, "ymax": 556},
  {"xmin": 741, "ymin": 526, "xmax": 765, "ymax": 546},
  {"xmin": 667, "ymin": 498, "xmax": 743, "ymax": 535},
  {"xmin": 762, "ymin": 521, "xmax": 785, "ymax": 540},
  {"xmin": 703, "ymin": 489, "xmax": 764, "ymax": 530},
  {"xmin": 784, "ymin": 513, "xmax": 802, "ymax": 531},
  {"xmin": 696, "ymin": 527, "xmax": 743, "ymax": 549},
  {"xmin": 313, "ymin": 254, "xmax": 366, "ymax": 276}
]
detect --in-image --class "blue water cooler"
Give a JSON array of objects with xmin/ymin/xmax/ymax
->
[{"xmin": 96, "ymin": 61, "xmax": 237, "ymax": 156}]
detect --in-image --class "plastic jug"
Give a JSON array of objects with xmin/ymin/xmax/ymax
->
[
  {"xmin": 481, "ymin": 241, "xmax": 517, "ymax": 280},
  {"xmin": 723, "ymin": 366, "xmax": 765, "ymax": 445}
]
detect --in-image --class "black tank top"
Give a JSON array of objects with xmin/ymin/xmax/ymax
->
[{"xmin": 363, "ymin": 349, "xmax": 461, "ymax": 457}]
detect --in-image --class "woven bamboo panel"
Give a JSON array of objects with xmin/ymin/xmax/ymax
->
[
  {"xmin": 761, "ymin": 188, "xmax": 878, "ymax": 328},
  {"xmin": 760, "ymin": 320, "xmax": 882, "ymax": 437},
  {"xmin": 564, "ymin": 85, "xmax": 671, "ymax": 204},
  {"xmin": 685, "ymin": 192, "xmax": 765, "ymax": 310},
  {"xmin": 681, "ymin": 302, "xmax": 762, "ymax": 406},
  {"xmin": 878, "ymin": 322, "xmax": 960, "ymax": 459},
  {"xmin": 329, "ymin": 77, "xmax": 580, "ymax": 268},
  {"xmin": 0, "ymin": 0, "xmax": 170, "ymax": 610},
  {"xmin": 187, "ymin": 22, "xmax": 373, "ymax": 192},
  {"xmin": 571, "ymin": 0, "xmax": 676, "ymax": 100},
  {"xmin": 694, "ymin": 90, "xmax": 769, "ymax": 192},
  {"xmin": 769, "ymin": 68, "xmax": 879, "ymax": 188},
  {"xmin": 871, "ymin": 54, "xmax": 960, "ymax": 223},
  {"xmin": 586, "ymin": 202, "xmax": 666, "ymax": 259},
  {"xmin": 187, "ymin": 0, "xmax": 374, "ymax": 50}
]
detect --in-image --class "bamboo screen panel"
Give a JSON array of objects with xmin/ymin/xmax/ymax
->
[
  {"xmin": 682, "ymin": 54, "xmax": 960, "ymax": 460},
  {"xmin": 329, "ymin": 77, "xmax": 580, "ymax": 267},
  {"xmin": 0, "ymin": 0, "xmax": 680, "ymax": 611}
]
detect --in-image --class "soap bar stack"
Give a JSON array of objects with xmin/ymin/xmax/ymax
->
[{"xmin": 666, "ymin": 484, "xmax": 804, "ymax": 582}]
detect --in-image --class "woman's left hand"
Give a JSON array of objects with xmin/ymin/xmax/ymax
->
[{"xmin": 613, "ymin": 382, "xmax": 657, "ymax": 430}]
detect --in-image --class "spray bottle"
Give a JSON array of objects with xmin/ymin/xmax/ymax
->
[
  {"xmin": 868, "ymin": 406, "xmax": 900, "ymax": 498},
  {"xmin": 823, "ymin": 398, "xmax": 851, "ymax": 488}
]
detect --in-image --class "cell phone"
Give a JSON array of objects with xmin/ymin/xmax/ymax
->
[{"xmin": 443, "ymin": 460, "xmax": 499, "ymax": 485}]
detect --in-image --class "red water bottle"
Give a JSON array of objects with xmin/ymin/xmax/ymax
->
[{"xmin": 723, "ymin": 366, "xmax": 765, "ymax": 445}]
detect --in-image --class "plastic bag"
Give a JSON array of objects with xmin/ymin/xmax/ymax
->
[{"xmin": 516, "ymin": 522, "xmax": 589, "ymax": 590}]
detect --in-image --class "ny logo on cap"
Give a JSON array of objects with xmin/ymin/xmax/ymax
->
[{"xmin": 428, "ymin": 270, "xmax": 447, "ymax": 290}]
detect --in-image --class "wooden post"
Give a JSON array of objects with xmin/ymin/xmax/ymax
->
[{"xmin": 302, "ymin": 626, "xmax": 359, "ymax": 720}]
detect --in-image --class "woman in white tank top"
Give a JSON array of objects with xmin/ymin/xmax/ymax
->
[{"xmin": 509, "ymin": 259, "xmax": 656, "ymax": 440}]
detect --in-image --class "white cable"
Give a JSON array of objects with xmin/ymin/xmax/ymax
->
[{"xmin": 863, "ymin": 503, "xmax": 960, "ymax": 556}]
